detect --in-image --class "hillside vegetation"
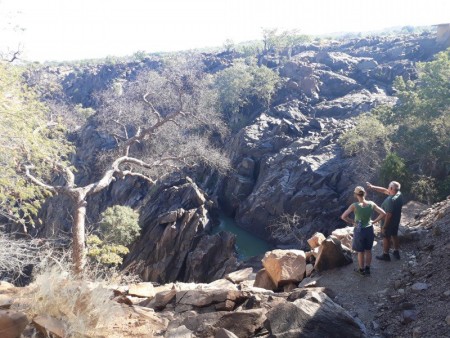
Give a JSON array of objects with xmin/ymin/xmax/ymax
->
[{"xmin": 340, "ymin": 49, "xmax": 450, "ymax": 203}]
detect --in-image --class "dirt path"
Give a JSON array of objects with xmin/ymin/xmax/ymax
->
[
  {"xmin": 315, "ymin": 203, "xmax": 426, "ymax": 336},
  {"xmin": 317, "ymin": 237, "xmax": 404, "ymax": 335}
]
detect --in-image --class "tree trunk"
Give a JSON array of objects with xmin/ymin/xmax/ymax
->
[{"xmin": 72, "ymin": 196, "xmax": 87, "ymax": 275}]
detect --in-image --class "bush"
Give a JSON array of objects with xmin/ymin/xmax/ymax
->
[
  {"xmin": 339, "ymin": 114, "xmax": 391, "ymax": 157},
  {"xmin": 98, "ymin": 205, "xmax": 140, "ymax": 246},
  {"xmin": 214, "ymin": 59, "xmax": 280, "ymax": 128},
  {"xmin": 411, "ymin": 176, "xmax": 438, "ymax": 205},
  {"xmin": 87, "ymin": 205, "xmax": 140, "ymax": 266},
  {"xmin": 379, "ymin": 153, "xmax": 409, "ymax": 189}
]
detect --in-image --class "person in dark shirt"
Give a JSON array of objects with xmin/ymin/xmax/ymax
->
[{"xmin": 366, "ymin": 181, "xmax": 404, "ymax": 261}]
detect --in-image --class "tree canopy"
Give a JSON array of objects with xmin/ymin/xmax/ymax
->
[
  {"xmin": 0, "ymin": 62, "xmax": 73, "ymax": 226},
  {"xmin": 214, "ymin": 59, "xmax": 280, "ymax": 128},
  {"xmin": 4, "ymin": 55, "xmax": 230, "ymax": 273}
]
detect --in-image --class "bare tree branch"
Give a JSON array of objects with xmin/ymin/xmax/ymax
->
[
  {"xmin": 24, "ymin": 165, "xmax": 57, "ymax": 192},
  {"xmin": 143, "ymin": 92, "xmax": 161, "ymax": 122},
  {"xmin": 119, "ymin": 171, "xmax": 156, "ymax": 184},
  {"xmin": 111, "ymin": 133, "xmax": 128, "ymax": 143},
  {"xmin": 119, "ymin": 110, "xmax": 187, "ymax": 154},
  {"xmin": 6, "ymin": 50, "xmax": 20, "ymax": 63},
  {"xmin": 112, "ymin": 119, "xmax": 129, "ymax": 140},
  {"xmin": 53, "ymin": 162, "xmax": 76, "ymax": 188},
  {"xmin": 24, "ymin": 164, "xmax": 75, "ymax": 195}
]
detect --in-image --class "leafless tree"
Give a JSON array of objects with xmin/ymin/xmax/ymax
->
[
  {"xmin": 0, "ymin": 45, "xmax": 23, "ymax": 63},
  {"xmin": 267, "ymin": 212, "xmax": 315, "ymax": 248},
  {"xmin": 25, "ymin": 55, "xmax": 230, "ymax": 274}
]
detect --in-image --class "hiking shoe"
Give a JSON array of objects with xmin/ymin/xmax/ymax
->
[
  {"xmin": 354, "ymin": 268, "xmax": 366, "ymax": 276},
  {"xmin": 393, "ymin": 250, "xmax": 401, "ymax": 260},
  {"xmin": 376, "ymin": 253, "xmax": 391, "ymax": 261},
  {"xmin": 364, "ymin": 266, "xmax": 371, "ymax": 276}
]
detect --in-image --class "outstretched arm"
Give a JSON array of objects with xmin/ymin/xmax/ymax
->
[
  {"xmin": 341, "ymin": 204, "xmax": 356, "ymax": 226},
  {"xmin": 366, "ymin": 182, "xmax": 389, "ymax": 195}
]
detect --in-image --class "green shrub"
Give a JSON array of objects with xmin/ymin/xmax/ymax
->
[
  {"xmin": 411, "ymin": 176, "xmax": 438, "ymax": 205},
  {"xmin": 379, "ymin": 153, "xmax": 409, "ymax": 189},
  {"xmin": 214, "ymin": 59, "xmax": 280, "ymax": 128},
  {"xmin": 99, "ymin": 205, "xmax": 140, "ymax": 246},
  {"xmin": 87, "ymin": 206, "xmax": 140, "ymax": 266},
  {"xmin": 339, "ymin": 114, "xmax": 391, "ymax": 157}
]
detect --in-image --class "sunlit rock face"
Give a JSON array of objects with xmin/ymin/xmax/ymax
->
[{"xmin": 220, "ymin": 33, "xmax": 443, "ymax": 245}]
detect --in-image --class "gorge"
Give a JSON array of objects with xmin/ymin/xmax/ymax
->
[{"xmin": 22, "ymin": 30, "xmax": 449, "ymax": 284}]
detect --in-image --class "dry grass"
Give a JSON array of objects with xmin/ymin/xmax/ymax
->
[
  {"xmin": 14, "ymin": 264, "xmax": 123, "ymax": 337},
  {"xmin": 0, "ymin": 232, "xmax": 42, "ymax": 282},
  {"xmin": 1, "ymin": 232, "xmax": 141, "ymax": 337}
]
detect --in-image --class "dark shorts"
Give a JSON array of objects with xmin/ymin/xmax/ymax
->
[
  {"xmin": 353, "ymin": 226, "xmax": 375, "ymax": 252},
  {"xmin": 382, "ymin": 222, "xmax": 400, "ymax": 237}
]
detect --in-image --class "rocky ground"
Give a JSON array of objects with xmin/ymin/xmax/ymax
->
[
  {"xmin": 0, "ymin": 198, "xmax": 448, "ymax": 337},
  {"xmin": 318, "ymin": 198, "xmax": 450, "ymax": 338},
  {"xmin": 375, "ymin": 198, "xmax": 450, "ymax": 338}
]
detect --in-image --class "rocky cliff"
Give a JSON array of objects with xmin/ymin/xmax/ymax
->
[
  {"xmin": 220, "ymin": 32, "xmax": 445, "ymax": 244},
  {"xmin": 31, "ymin": 31, "xmax": 447, "ymax": 282},
  {"xmin": 122, "ymin": 177, "xmax": 238, "ymax": 283}
]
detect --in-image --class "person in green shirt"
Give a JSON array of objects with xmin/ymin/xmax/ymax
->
[
  {"xmin": 366, "ymin": 181, "xmax": 404, "ymax": 261},
  {"xmin": 341, "ymin": 186, "xmax": 386, "ymax": 276}
]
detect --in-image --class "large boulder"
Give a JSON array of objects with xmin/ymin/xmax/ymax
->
[
  {"xmin": 265, "ymin": 290, "xmax": 365, "ymax": 337},
  {"xmin": 314, "ymin": 236, "xmax": 352, "ymax": 272},
  {"xmin": 215, "ymin": 328, "xmax": 239, "ymax": 338},
  {"xmin": 316, "ymin": 70, "xmax": 361, "ymax": 99},
  {"xmin": 128, "ymin": 282, "xmax": 155, "ymax": 298},
  {"xmin": 225, "ymin": 268, "xmax": 253, "ymax": 284},
  {"xmin": 0, "ymin": 310, "xmax": 28, "ymax": 338},
  {"xmin": 315, "ymin": 51, "xmax": 360, "ymax": 72},
  {"xmin": 262, "ymin": 250, "xmax": 306, "ymax": 287},
  {"xmin": 169, "ymin": 309, "xmax": 266, "ymax": 338},
  {"xmin": 145, "ymin": 288, "xmax": 177, "ymax": 310},
  {"xmin": 253, "ymin": 269, "xmax": 277, "ymax": 291},
  {"xmin": 32, "ymin": 315, "xmax": 65, "ymax": 338},
  {"xmin": 331, "ymin": 226, "xmax": 354, "ymax": 249},
  {"xmin": 174, "ymin": 289, "xmax": 250, "ymax": 312},
  {"xmin": 307, "ymin": 232, "xmax": 326, "ymax": 249},
  {"xmin": 311, "ymin": 89, "xmax": 396, "ymax": 118}
]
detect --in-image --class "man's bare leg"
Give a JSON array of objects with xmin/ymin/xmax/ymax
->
[{"xmin": 383, "ymin": 236, "xmax": 391, "ymax": 254}]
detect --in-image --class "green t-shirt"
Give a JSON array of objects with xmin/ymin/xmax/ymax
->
[
  {"xmin": 381, "ymin": 191, "xmax": 403, "ymax": 227},
  {"xmin": 353, "ymin": 202, "xmax": 374, "ymax": 228}
]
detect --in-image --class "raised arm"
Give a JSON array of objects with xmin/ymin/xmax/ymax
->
[
  {"xmin": 341, "ymin": 204, "xmax": 356, "ymax": 226},
  {"xmin": 366, "ymin": 181, "xmax": 390, "ymax": 195}
]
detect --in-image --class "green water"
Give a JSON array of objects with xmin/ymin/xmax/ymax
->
[{"xmin": 213, "ymin": 213, "xmax": 272, "ymax": 259}]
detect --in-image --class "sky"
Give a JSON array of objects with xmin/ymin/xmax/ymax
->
[{"xmin": 1, "ymin": 0, "xmax": 450, "ymax": 62}]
